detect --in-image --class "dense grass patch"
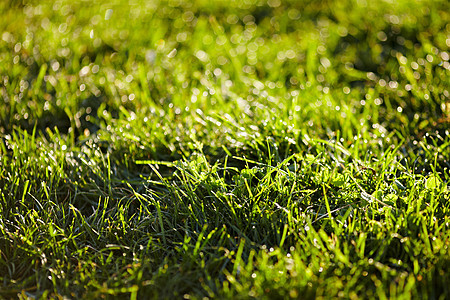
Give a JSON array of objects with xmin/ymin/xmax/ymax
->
[{"xmin": 1, "ymin": 0, "xmax": 449, "ymax": 298}]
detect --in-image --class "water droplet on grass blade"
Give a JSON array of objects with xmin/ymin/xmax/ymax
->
[
  {"xmin": 105, "ymin": 9, "xmax": 113, "ymax": 20},
  {"xmin": 394, "ymin": 180, "xmax": 406, "ymax": 190},
  {"xmin": 361, "ymin": 192, "xmax": 372, "ymax": 203},
  {"xmin": 167, "ymin": 48, "xmax": 177, "ymax": 58}
]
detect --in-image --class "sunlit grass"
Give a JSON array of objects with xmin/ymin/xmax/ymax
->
[{"xmin": 1, "ymin": 0, "xmax": 449, "ymax": 298}]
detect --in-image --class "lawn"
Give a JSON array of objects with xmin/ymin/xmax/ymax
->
[{"xmin": 0, "ymin": 0, "xmax": 449, "ymax": 298}]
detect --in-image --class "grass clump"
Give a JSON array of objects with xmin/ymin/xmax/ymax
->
[{"xmin": 1, "ymin": 0, "xmax": 449, "ymax": 298}]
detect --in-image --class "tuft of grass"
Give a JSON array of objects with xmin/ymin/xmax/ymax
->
[{"xmin": 1, "ymin": 0, "xmax": 449, "ymax": 298}]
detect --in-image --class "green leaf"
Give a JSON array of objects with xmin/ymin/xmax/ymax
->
[
  {"xmin": 425, "ymin": 175, "xmax": 442, "ymax": 189},
  {"xmin": 383, "ymin": 193, "xmax": 398, "ymax": 205},
  {"xmin": 332, "ymin": 173, "xmax": 346, "ymax": 187}
]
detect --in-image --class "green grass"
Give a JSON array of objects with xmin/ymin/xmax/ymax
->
[{"xmin": 1, "ymin": 0, "xmax": 449, "ymax": 298}]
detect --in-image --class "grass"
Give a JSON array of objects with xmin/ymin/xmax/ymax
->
[{"xmin": 0, "ymin": 0, "xmax": 449, "ymax": 298}]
